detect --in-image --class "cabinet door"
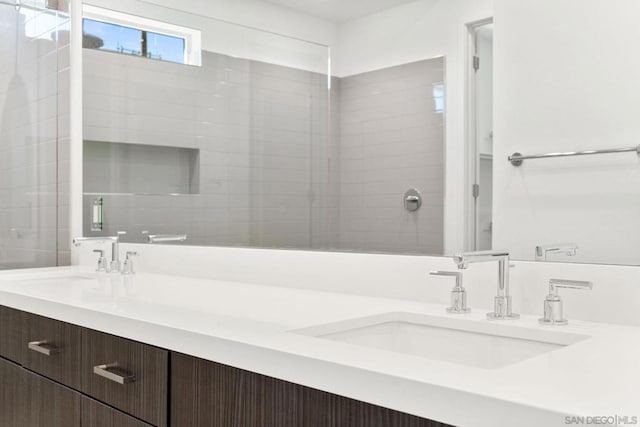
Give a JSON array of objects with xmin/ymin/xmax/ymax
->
[
  {"xmin": 81, "ymin": 397, "xmax": 153, "ymax": 427},
  {"xmin": 22, "ymin": 366, "xmax": 82, "ymax": 427},
  {"xmin": 22, "ymin": 310, "xmax": 82, "ymax": 389},
  {"xmin": 0, "ymin": 358, "xmax": 22, "ymax": 426},
  {"xmin": 0, "ymin": 305, "xmax": 23, "ymax": 363},
  {"xmin": 1, "ymin": 356, "xmax": 81, "ymax": 427},
  {"xmin": 171, "ymin": 352, "xmax": 450, "ymax": 427},
  {"xmin": 81, "ymin": 328, "xmax": 168, "ymax": 427}
]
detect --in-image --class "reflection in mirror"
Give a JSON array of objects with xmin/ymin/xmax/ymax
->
[
  {"xmin": 81, "ymin": 1, "xmax": 446, "ymax": 255},
  {"xmin": 1, "ymin": 2, "xmax": 70, "ymax": 269},
  {"xmin": 77, "ymin": 0, "xmax": 640, "ymax": 266}
]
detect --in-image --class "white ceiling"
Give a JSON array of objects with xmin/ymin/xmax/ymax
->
[{"xmin": 260, "ymin": 0, "xmax": 420, "ymax": 23}]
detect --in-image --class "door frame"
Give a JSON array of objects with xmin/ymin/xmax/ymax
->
[{"xmin": 464, "ymin": 17, "xmax": 493, "ymax": 252}]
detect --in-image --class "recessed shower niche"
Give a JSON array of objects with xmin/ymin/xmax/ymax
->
[
  {"xmin": 83, "ymin": 140, "xmax": 200, "ymax": 195},
  {"xmin": 82, "ymin": 140, "xmax": 200, "ymax": 240}
]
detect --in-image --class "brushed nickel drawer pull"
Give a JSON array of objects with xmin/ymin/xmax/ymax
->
[
  {"xmin": 93, "ymin": 364, "xmax": 136, "ymax": 385},
  {"xmin": 27, "ymin": 341, "xmax": 60, "ymax": 356}
]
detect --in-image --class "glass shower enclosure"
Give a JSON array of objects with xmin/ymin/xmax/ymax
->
[{"xmin": 0, "ymin": 0, "xmax": 70, "ymax": 269}]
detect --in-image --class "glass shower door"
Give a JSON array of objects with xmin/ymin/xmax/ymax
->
[{"xmin": 0, "ymin": 0, "xmax": 68, "ymax": 269}]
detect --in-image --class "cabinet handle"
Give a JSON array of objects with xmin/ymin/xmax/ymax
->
[
  {"xmin": 93, "ymin": 364, "xmax": 136, "ymax": 385},
  {"xmin": 27, "ymin": 341, "xmax": 60, "ymax": 356}
]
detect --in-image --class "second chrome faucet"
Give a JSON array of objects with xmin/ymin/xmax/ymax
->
[
  {"xmin": 73, "ymin": 231, "xmax": 127, "ymax": 273},
  {"xmin": 453, "ymin": 250, "xmax": 519, "ymax": 320}
]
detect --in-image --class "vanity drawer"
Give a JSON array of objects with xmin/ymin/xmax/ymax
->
[
  {"xmin": 1, "ymin": 356, "xmax": 82, "ymax": 427},
  {"xmin": 22, "ymin": 311, "xmax": 82, "ymax": 389},
  {"xmin": 81, "ymin": 329, "xmax": 168, "ymax": 427},
  {"xmin": 0, "ymin": 305, "xmax": 23, "ymax": 363},
  {"xmin": 81, "ymin": 396, "xmax": 154, "ymax": 427}
]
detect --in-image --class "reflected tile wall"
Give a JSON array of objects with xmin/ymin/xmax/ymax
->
[
  {"xmin": 337, "ymin": 58, "xmax": 445, "ymax": 255},
  {"xmin": 83, "ymin": 49, "xmax": 330, "ymax": 249},
  {"xmin": 83, "ymin": 50, "xmax": 444, "ymax": 254},
  {"xmin": 0, "ymin": 6, "xmax": 70, "ymax": 268}
]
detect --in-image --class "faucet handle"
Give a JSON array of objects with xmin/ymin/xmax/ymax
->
[
  {"xmin": 429, "ymin": 271, "xmax": 470, "ymax": 314},
  {"xmin": 92, "ymin": 249, "xmax": 108, "ymax": 273},
  {"xmin": 121, "ymin": 251, "xmax": 138, "ymax": 275},
  {"xmin": 548, "ymin": 278, "xmax": 592, "ymax": 294},
  {"xmin": 429, "ymin": 271, "xmax": 462, "ymax": 288},
  {"xmin": 539, "ymin": 278, "xmax": 593, "ymax": 325}
]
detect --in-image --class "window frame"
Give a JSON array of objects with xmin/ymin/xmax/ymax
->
[{"xmin": 82, "ymin": 4, "xmax": 202, "ymax": 66}]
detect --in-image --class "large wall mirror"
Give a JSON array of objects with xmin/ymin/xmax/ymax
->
[
  {"xmin": 81, "ymin": 0, "xmax": 446, "ymax": 256},
  {"xmin": 80, "ymin": 0, "xmax": 640, "ymax": 267}
]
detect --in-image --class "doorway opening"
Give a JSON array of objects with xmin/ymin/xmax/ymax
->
[{"xmin": 465, "ymin": 19, "xmax": 493, "ymax": 251}]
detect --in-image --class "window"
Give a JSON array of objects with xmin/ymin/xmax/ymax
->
[
  {"xmin": 432, "ymin": 83, "xmax": 445, "ymax": 114},
  {"xmin": 82, "ymin": 5, "xmax": 201, "ymax": 66}
]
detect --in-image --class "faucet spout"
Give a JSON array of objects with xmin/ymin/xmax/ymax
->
[
  {"xmin": 535, "ymin": 243, "xmax": 578, "ymax": 261},
  {"xmin": 452, "ymin": 250, "xmax": 519, "ymax": 320},
  {"xmin": 72, "ymin": 236, "xmax": 117, "ymax": 247},
  {"xmin": 73, "ymin": 231, "xmax": 126, "ymax": 273},
  {"xmin": 453, "ymin": 249, "xmax": 510, "ymax": 268}
]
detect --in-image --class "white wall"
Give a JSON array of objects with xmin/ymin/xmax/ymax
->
[
  {"xmin": 493, "ymin": 0, "xmax": 640, "ymax": 265},
  {"xmin": 134, "ymin": 0, "xmax": 337, "ymax": 47},
  {"xmin": 334, "ymin": 0, "xmax": 494, "ymax": 256}
]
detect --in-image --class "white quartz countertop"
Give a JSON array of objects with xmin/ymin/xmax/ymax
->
[{"xmin": 0, "ymin": 266, "xmax": 638, "ymax": 427}]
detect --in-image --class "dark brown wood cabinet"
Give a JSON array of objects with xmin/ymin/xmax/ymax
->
[
  {"xmin": 1, "ymin": 305, "xmax": 452, "ymax": 427},
  {"xmin": 170, "ymin": 352, "xmax": 451, "ymax": 427},
  {"xmin": 0, "ymin": 356, "xmax": 81, "ymax": 427},
  {"xmin": 0, "ymin": 357, "xmax": 23, "ymax": 426},
  {"xmin": 81, "ymin": 329, "xmax": 168, "ymax": 427},
  {"xmin": 0, "ymin": 305, "xmax": 23, "ymax": 363},
  {"xmin": 0, "ymin": 307, "xmax": 168, "ymax": 426},
  {"xmin": 22, "ymin": 365, "xmax": 82, "ymax": 427},
  {"xmin": 23, "ymin": 310, "xmax": 83, "ymax": 389},
  {"xmin": 1, "ymin": 357, "xmax": 153, "ymax": 427},
  {"xmin": 81, "ymin": 397, "xmax": 154, "ymax": 427}
]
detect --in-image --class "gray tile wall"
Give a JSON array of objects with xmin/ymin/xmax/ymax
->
[
  {"xmin": 83, "ymin": 50, "xmax": 444, "ymax": 254},
  {"xmin": 337, "ymin": 58, "xmax": 445, "ymax": 254},
  {"xmin": 0, "ymin": 6, "xmax": 70, "ymax": 268},
  {"xmin": 83, "ymin": 49, "xmax": 331, "ymax": 248}
]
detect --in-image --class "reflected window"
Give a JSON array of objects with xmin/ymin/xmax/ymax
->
[
  {"xmin": 83, "ymin": 18, "xmax": 186, "ymax": 64},
  {"xmin": 82, "ymin": 5, "xmax": 201, "ymax": 66},
  {"xmin": 146, "ymin": 31, "xmax": 185, "ymax": 63},
  {"xmin": 83, "ymin": 19, "xmax": 143, "ymax": 57},
  {"xmin": 433, "ymin": 83, "xmax": 445, "ymax": 113}
]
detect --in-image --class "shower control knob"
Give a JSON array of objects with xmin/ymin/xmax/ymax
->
[{"xmin": 404, "ymin": 189, "xmax": 422, "ymax": 212}]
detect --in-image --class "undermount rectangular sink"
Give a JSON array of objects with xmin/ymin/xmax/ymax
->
[
  {"xmin": 293, "ymin": 312, "xmax": 589, "ymax": 369},
  {"xmin": 0, "ymin": 268, "xmax": 97, "ymax": 284}
]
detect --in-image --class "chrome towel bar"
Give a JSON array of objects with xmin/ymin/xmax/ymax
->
[{"xmin": 509, "ymin": 144, "xmax": 640, "ymax": 166}]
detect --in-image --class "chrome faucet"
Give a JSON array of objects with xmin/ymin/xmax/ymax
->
[
  {"xmin": 142, "ymin": 231, "xmax": 187, "ymax": 244},
  {"xmin": 121, "ymin": 251, "xmax": 138, "ymax": 275},
  {"xmin": 535, "ymin": 243, "xmax": 578, "ymax": 261},
  {"xmin": 539, "ymin": 279, "xmax": 592, "ymax": 325},
  {"xmin": 73, "ymin": 231, "xmax": 126, "ymax": 273},
  {"xmin": 92, "ymin": 249, "xmax": 108, "ymax": 272},
  {"xmin": 453, "ymin": 250, "xmax": 519, "ymax": 320},
  {"xmin": 430, "ymin": 271, "xmax": 471, "ymax": 314}
]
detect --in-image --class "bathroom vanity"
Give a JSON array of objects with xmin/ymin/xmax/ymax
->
[
  {"xmin": 0, "ymin": 303, "xmax": 445, "ymax": 427},
  {"xmin": 0, "ymin": 262, "xmax": 638, "ymax": 427}
]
